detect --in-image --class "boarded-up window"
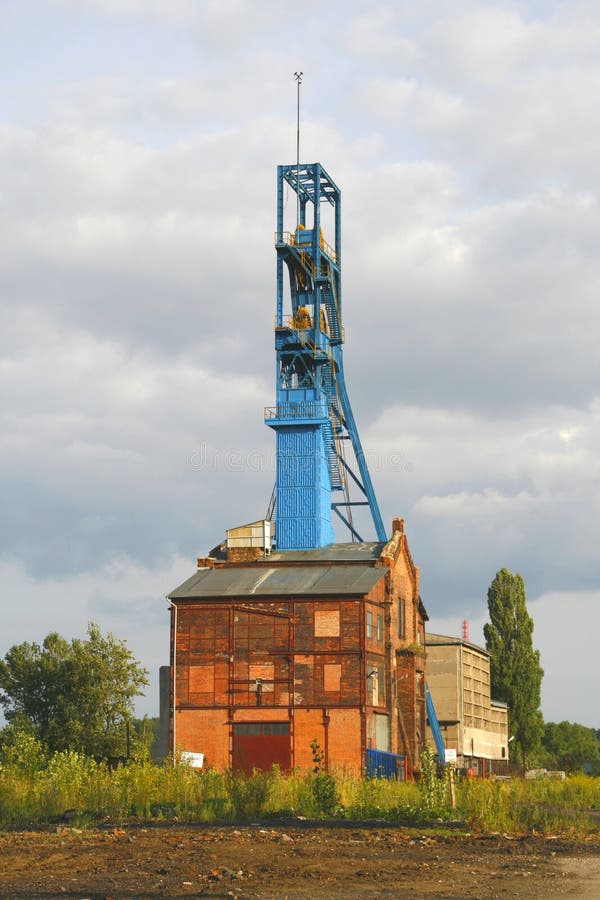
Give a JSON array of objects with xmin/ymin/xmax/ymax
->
[
  {"xmin": 249, "ymin": 663, "xmax": 274, "ymax": 692},
  {"xmin": 189, "ymin": 664, "xmax": 214, "ymax": 695},
  {"xmin": 323, "ymin": 663, "xmax": 341, "ymax": 692},
  {"xmin": 314, "ymin": 609, "xmax": 340, "ymax": 637}
]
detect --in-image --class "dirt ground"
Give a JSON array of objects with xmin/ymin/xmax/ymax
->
[{"xmin": 1, "ymin": 822, "xmax": 600, "ymax": 899}]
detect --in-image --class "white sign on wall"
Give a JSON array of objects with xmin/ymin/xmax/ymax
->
[
  {"xmin": 180, "ymin": 751, "xmax": 204, "ymax": 769},
  {"xmin": 444, "ymin": 748, "xmax": 457, "ymax": 763}
]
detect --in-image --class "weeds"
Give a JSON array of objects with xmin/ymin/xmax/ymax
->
[
  {"xmin": 418, "ymin": 747, "xmax": 452, "ymax": 817},
  {"xmin": 457, "ymin": 774, "xmax": 600, "ymax": 834},
  {"xmin": 339, "ymin": 771, "xmax": 421, "ymax": 821},
  {"xmin": 0, "ymin": 733, "xmax": 598, "ymax": 834},
  {"xmin": 309, "ymin": 739, "xmax": 339, "ymax": 816},
  {"xmin": 225, "ymin": 770, "xmax": 272, "ymax": 820}
]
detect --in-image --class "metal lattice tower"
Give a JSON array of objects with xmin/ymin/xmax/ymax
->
[{"xmin": 265, "ymin": 163, "xmax": 386, "ymax": 550}]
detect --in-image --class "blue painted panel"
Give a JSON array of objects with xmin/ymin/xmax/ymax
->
[
  {"xmin": 365, "ymin": 749, "xmax": 406, "ymax": 780},
  {"xmin": 275, "ymin": 427, "xmax": 334, "ymax": 550}
]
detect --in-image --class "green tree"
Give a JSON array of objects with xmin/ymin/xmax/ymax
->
[
  {"xmin": 132, "ymin": 716, "xmax": 160, "ymax": 760},
  {"xmin": 0, "ymin": 623, "xmax": 148, "ymax": 758},
  {"xmin": 542, "ymin": 721, "xmax": 600, "ymax": 774},
  {"xmin": 483, "ymin": 568, "xmax": 544, "ymax": 770}
]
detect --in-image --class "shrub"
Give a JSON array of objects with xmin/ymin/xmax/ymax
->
[
  {"xmin": 225, "ymin": 770, "xmax": 273, "ymax": 820},
  {"xmin": 418, "ymin": 747, "xmax": 452, "ymax": 816},
  {"xmin": 309, "ymin": 739, "xmax": 339, "ymax": 816}
]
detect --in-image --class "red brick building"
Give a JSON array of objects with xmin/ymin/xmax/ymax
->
[{"xmin": 167, "ymin": 518, "xmax": 428, "ymax": 776}]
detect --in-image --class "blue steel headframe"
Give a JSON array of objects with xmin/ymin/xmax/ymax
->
[{"xmin": 266, "ymin": 163, "xmax": 386, "ymax": 550}]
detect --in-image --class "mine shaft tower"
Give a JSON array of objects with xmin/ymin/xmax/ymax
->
[{"xmin": 265, "ymin": 163, "xmax": 386, "ymax": 551}]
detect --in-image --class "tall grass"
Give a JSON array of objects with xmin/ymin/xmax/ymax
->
[
  {"xmin": 1, "ymin": 745, "xmax": 599, "ymax": 834},
  {"xmin": 458, "ymin": 774, "xmax": 600, "ymax": 834}
]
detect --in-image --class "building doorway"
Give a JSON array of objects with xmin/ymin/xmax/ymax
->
[{"xmin": 232, "ymin": 722, "xmax": 291, "ymax": 774}]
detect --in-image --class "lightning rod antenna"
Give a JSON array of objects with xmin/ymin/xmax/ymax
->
[{"xmin": 294, "ymin": 71, "xmax": 303, "ymax": 233}]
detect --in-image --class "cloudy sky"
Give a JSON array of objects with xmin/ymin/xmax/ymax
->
[{"xmin": 2, "ymin": 0, "xmax": 599, "ymax": 727}]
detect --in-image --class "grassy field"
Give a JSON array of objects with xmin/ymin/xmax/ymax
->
[{"xmin": 1, "ymin": 739, "xmax": 599, "ymax": 834}]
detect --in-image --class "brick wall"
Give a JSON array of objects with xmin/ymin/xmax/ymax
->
[
  {"xmin": 292, "ymin": 707, "xmax": 363, "ymax": 773},
  {"xmin": 396, "ymin": 649, "xmax": 426, "ymax": 769},
  {"xmin": 170, "ymin": 525, "xmax": 426, "ymax": 775},
  {"xmin": 327, "ymin": 709, "xmax": 362, "ymax": 773},
  {"xmin": 176, "ymin": 709, "xmax": 230, "ymax": 770},
  {"xmin": 226, "ymin": 547, "xmax": 263, "ymax": 563},
  {"xmin": 293, "ymin": 708, "xmax": 325, "ymax": 771}
]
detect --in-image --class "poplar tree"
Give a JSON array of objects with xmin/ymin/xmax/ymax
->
[{"xmin": 483, "ymin": 568, "xmax": 544, "ymax": 769}]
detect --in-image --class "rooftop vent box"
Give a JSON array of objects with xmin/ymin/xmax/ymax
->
[{"xmin": 226, "ymin": 520, "xmax": 272, "ymax": 554}]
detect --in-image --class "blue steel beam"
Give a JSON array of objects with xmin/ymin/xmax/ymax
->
[
  {"xmin": 266, "ymin": 163, "xmax": 386, "ymax": 549},
  {"xmin": 426, "ymin": 682, "xmax": 446, "ymax": 763}
]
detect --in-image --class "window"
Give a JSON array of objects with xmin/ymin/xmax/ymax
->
[
  {"xmin": 366, "ymin": 610, "xmax": 373, "ymax": 638},
  {"xmin": 377, "ymin": 614, "xmax": 383, "ymax": 642},
  {"xmin": 368, "ymin": 666, "xmax": 384, "ymax": 706},
  {"xmin": 234, "ymin": 723, "xmax": 260, "ymax": 735},
  {"xmin": 263, "ymin": 722, "xmax": 289, "ymax": 735},
  {"xmin": 368, "ymin": 667, "xmax": 378, "ymax": 705},
  {"xmin": 315, "ymin": 609, "xmax": 340, "ymax": 637},
  {"xmin": 234, "ymin": 723, "xmax": 289, "ymax": 736},
  {"xmin": 378, "ymin": 667, "xmax": 385, "ymax": 704},
  {"xmin": 323, "ymin": 663, "xmax": 341, "ymax": 692},
  {"xmin": 398, "ymin": 598, "xmax": 406, "ymax": 639},
  {"xmin": 416, "ymin": 670, "xmax": 424, "ymax": 699}
]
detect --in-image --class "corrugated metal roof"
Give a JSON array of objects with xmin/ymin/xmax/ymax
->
[
  {"xmin": 268, "ymin": 542, "xmax": 386, "ymax": 563},
  {"xmin": 168, "ymin": 563, "xmax": 388, "ymax": 600}
]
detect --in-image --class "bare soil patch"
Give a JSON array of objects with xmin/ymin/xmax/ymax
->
[{"xmin": 1, "ymin": 822, "xmax": 599, "ymax": 899}]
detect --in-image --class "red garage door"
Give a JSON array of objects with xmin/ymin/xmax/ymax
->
[{"xmin": 232, "ymin": 722, "xmax": 291, "ymax": 774}]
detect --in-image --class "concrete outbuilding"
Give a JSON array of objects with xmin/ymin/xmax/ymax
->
[{"xmin": 425, "ymin": 632, "xmax": 509, "ymax": 775}]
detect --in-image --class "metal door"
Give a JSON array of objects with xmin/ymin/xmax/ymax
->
[{"xmin": 232, "ymin": 722, "xmax": 291, "ymax": 774}]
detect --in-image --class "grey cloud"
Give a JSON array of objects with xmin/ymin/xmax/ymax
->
[
  {"xmin": 429, "ymin": 596, "xmax": 600, "ymax": 729},
  {"xmin": 3, "ymin": 1, "xmax": 600, "ymax": 724},
  {"xmin": 362, "ymin": 398, "xmax": 600, "ymax": 617},
  {"xmin": 0, "ymin": 306, "xmax": 275, "ymax": 576},
  {"xmin": 344, "ymin": 187, "xmax": 600, "ymax": 416}
]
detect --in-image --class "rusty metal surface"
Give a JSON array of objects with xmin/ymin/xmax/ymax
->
[
  {"xmin": 168, "ymin": 563, "xmax": 388, "ymax": 600},
  {"xmin": 268, "ymin": 542, "xmax": 386, "ymax": 562}
]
